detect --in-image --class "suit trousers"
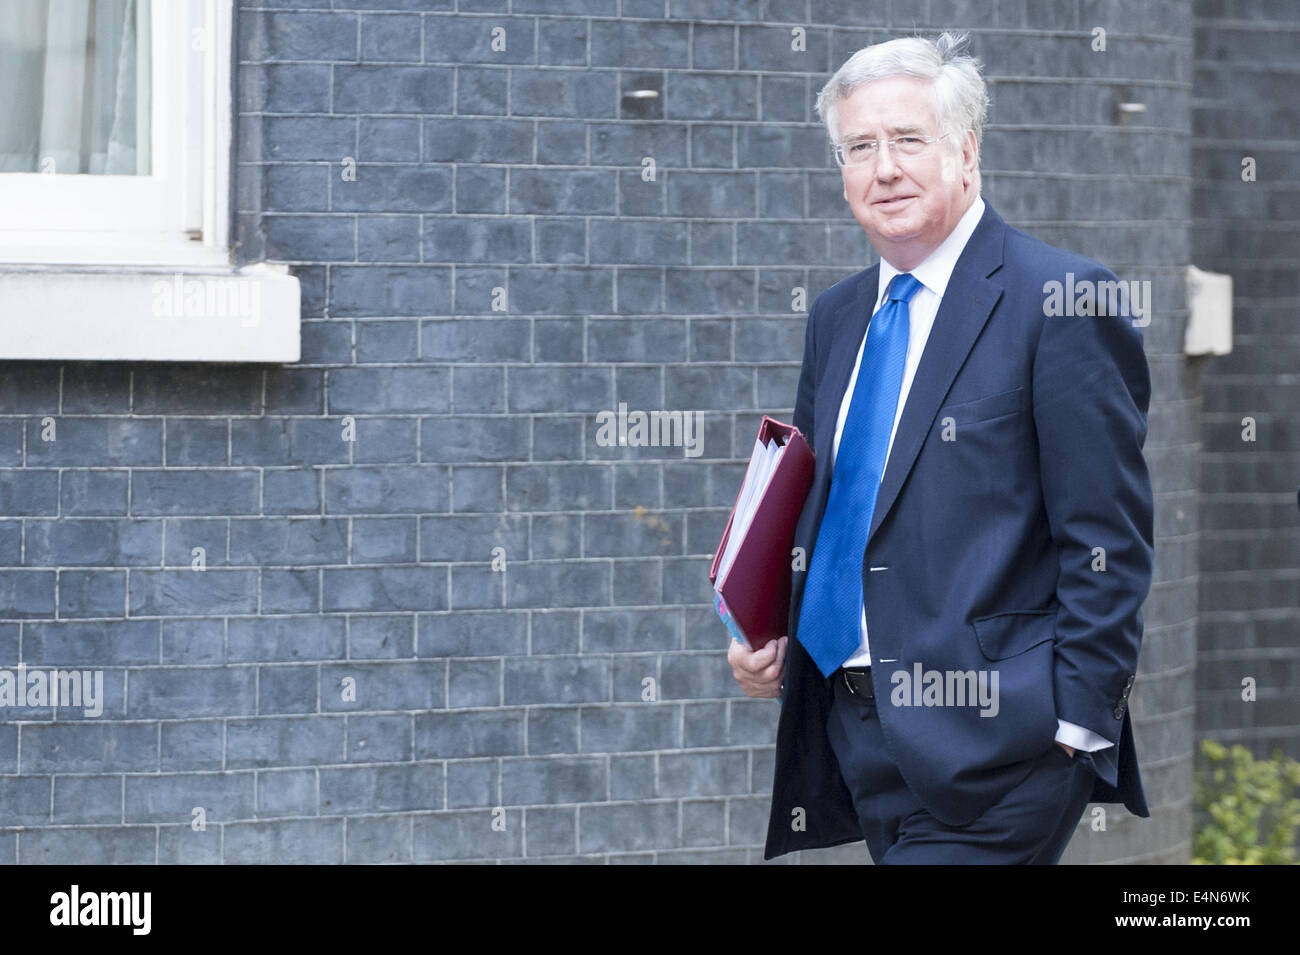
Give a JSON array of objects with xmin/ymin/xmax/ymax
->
[{"xmin": 825, "ymin": 671, "xmax": 1095, "ymax": 864}]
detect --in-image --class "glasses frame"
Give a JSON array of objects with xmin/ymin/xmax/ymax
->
[{"xmin": 833, "ymin": 131, "xmax": 952, "ymax": 168}]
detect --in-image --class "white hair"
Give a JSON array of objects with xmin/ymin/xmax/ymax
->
[{"xmin": 816, "ymin": 32, "xmax": 989, "ymax": 151}]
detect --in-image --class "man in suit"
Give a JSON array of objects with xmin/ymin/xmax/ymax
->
[{"xmin": 727, "ymin": 33, "xmax": 1154, "ymax": 863}]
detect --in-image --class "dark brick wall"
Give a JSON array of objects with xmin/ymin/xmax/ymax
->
[
  {"xmin": 0, "ymin": 0, "xmax": 1200, "ymax": 864},
  {"xmin": 1192, "ymin": 0, "xmax": 1300, "ymax": 760}
]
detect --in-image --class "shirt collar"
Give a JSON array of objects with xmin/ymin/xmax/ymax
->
[{"xmin": 877, "ymin": 194, "xmax": 986, "ymax": 305}]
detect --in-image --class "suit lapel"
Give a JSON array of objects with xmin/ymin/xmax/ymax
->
[
  {"xmin": 812, "ymin": 263, "xmax": 878, "ymax": 486},
  {"xmin": 866, "ymin": 204, "xmax": 1007, "ymax": 546}
]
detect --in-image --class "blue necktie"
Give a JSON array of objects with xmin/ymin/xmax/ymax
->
[{"xmin": 798, "ymin": 272, "xmax": 922, "ymax": 678}]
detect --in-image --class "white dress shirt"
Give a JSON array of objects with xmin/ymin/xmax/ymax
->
[{"xmin": 828, "ymin": 195, "xmax": 1110, "ymax": 754}]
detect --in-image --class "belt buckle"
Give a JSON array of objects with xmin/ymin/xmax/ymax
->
[{"xmin": 842, "ymin": 667, "xmax": 872, "ymax": 701}]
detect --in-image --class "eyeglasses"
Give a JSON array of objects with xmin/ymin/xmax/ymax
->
[{"xmin": 833, "ymin": 132, "xmax": 950, "ymax": 167}]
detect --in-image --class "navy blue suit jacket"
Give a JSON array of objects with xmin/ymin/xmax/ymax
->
[{"xmin": 763, "ymin": 201, "xmax": 1154, "ymax": 860}]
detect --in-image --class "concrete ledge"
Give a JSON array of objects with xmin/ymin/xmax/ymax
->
[{"xmin": 0, "ymin": 263, "xmax": 300, "ymax": 362}]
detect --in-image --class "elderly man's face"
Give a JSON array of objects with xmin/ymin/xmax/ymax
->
[{"xmin": 836, "ymin": 75, "xmax": 978, "ymax": 270}]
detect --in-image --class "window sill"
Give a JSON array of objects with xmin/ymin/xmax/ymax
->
[{"xmin": 0, "ymin": 261, "xmax": 300, "ymax": 363}]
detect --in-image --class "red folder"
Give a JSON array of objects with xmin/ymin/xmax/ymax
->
[{"xmin": 708, "ymin": 416, "xmax": 815, "ymax": 651}]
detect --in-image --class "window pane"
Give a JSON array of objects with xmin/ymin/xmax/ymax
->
[{"xmin": 0, "ymin": 0, "xmax": 151, "ymax": 175}]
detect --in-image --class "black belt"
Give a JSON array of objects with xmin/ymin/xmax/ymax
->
[{"xmin": 840, "ymin": 666, "xmax": 874, "ymax": 702}]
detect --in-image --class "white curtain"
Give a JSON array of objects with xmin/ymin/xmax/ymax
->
[{"xmin": 0, "ymin": 0, "xmax": 149, "ymax": 174}]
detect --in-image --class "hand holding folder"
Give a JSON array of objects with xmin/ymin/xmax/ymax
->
[{"xmin": 708, "ymin": 417, "xmax": 815, "ymax": 652}]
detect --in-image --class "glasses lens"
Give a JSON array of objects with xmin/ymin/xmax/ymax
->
[{"xmin": 841, "ymin": 139, "xmax": 874, "ymax": 164}]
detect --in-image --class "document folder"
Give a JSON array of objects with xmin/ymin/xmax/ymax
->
[{"xmin": 708, "ymin": 416, "xmax": 814, "ymax": 652}]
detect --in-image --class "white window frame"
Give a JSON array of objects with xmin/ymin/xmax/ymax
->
[
  {"xmin": 0, "ymin": 0, "xmax": 228, "ymax": 264},
  {"xmin": 0, "ymin": 0, "xmax": 299, "ymax": 362}
]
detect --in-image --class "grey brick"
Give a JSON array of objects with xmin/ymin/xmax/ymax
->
[
  {"xmin": 510, "ymin": 170, "xmax": 617, "ymax": 216},
  {"xmin": 610, "ymin": 753, "xmax": 655, "ymax": 799},
  {"xmin": 21, "ymin": 722, "xmax": 158, "ymax": 773},
  {"xmin": 358, "ymin": 118, "xmax": 421, "ymax": 162},
  {"xmin": 659, "ymin": 749, "xmax": 749, "ymax": 796},
  {"xmin": 0, "ymin": 776, "xmax": 52, "ymax": 826},
  {"xmin": 681, "ymin": 797, "xmax": 727, "ymax": 847},
  {"xmin": 161, "ymin": 521, "xmax": 229, "ymax": 571},
  {"xmin": 56, "ymin": 470, "xmax": 125, "ymax": 516},
  {"xmin": 526, "ymin": 707, "xmax": 579, "ymax": 754},
  {"xmin": 579, "ymin": 800, "xmax": 677, "ymax": 853},
  {"xmin": 19, "ymin": 826, "xmax": 155, "ymax": 864},
  {"xmin": 125, "ymin": 771, "xmax": 255, "ymax": 823},
  {"xmin": 414, "ymin": 708, "xmax": 525, "ymax": 758},
  {"xmin": 228, "ymin": 517, "xmax": 350, "ymax": 566},
  {"xmin": 131, "ymin": 470, "xmax": 260, "ymax": 516},
  {"xmin": 329, "ymin": 265, "xmax": 452, "ymax": 316},
  {"xmin": 223, "ymin": 819, "xmax": 343, "ymax": 864},
  {"xmin": 264, "ymin": 116, "xmax": 356, "ymax": 161},
  {"xmin": 226, "ymin": 716, "xmax": 346, "ymax": 768},
  {"xmin": 332, "ymin": 166, "xmax": 452, "ymax": 214},
  {"xmin": 160, "ymin": 720, "xmax": 224, "ymax": 771},
  {"xmin": 257, "ymin": 768, "xmax": 318, "ymax": 816},
  {"xmin": 165, "ymin": 418, "xmax": 229, "ymax": 466},
  {"xmin": 447, "ymin": 658, "xmax": 501, "ymax": 708},
  {"xmin": 263, "ymin": 467, "xmax": 322, "ymax": 514},
  {"xmin": 413, "ymin": 809, "xmax": 523, "ymax": 860},
  {"xmin": 351, "ymin": 516, "xmax": 418, "ymax": 563},
  {"xmin": 259, "ymin": 663, "xmax": 319, "ymax": 714},
  {"xmin": 348, "ymin": 614, "xmax": 416, "ymax": 659},
  {"xmin": 22, "ymin": 619, "xmax": 158, "ymax": 666},
  {"xmin": 157, "ymin": 825, "xmax": 222, "ymax": 864},
  {"xmin": 424, "ymin": 217, "xmax": 532, "ymax": 264},
  {"xmin": 324, "ymin": 465, "xmax": 450, "ymax": 514},
  {"xmin": 504, "ymin": 657, "xmax": 610, "ymax": 705},
  {"xmin": 26, "ymin": 417, "xmax": 161, "ymax": 467},
  {"xmin": 524, "ymin": 806, "xmax": 577, "ymax": 856},
  {"xmin": 360, "ymin": 13, "xmax": 422, "ymax": 62},
  {"xmin": 228, "ymin": 615, "xmax": 346, "ymax": 662},
  {"xmin": 53, "ymin": 775, "xmax": 123, "ymax": 824},
  {"xmin": 454, "ymin": 66, "xmax": 508, "ymax": 116},
  {"xmin": 129, "ymin": 569, "xmax": 259, "ymax": 616},
  {"xmin": 248, "ymin": 11, "xmax": 357, "ymax": 62},
  {"xmin": 447, "ymin": 758, "xmax": 500, "ymax": 808},
  {"xmin": 422, "ymin": 318, "xmax": 531, "ymax": 362},
  {"xmin": 450, "ymin": 465, "xmax": 504, "ymax": 512},
  {"xmin": 580, "ymin": 703, "xmax": 677, "ymax": 753},
  {"xmin": 666, "ymin": 72, "xmax": 757, "ymax": 121},
  {"xmin": 321, "ymin": 660, "xmax": 445, "ymax": 711},
  {"xmin": 128, "ymin": 667, "xmax": 257, "ymax": 719},
  {"xmin": 346, "ymin": 814, "xmax": 412, "ymax": 863},
  {"xmin": 501, "ymin": 756, "xmax": 606, "ymax": 805},
  {"xmin": 333, "ymin": 66, "xmax": 453, "ymax": 114},
  {"xmin": 347, "ymin": 713, "xmax": 412, "ymax": 762},
  {"xmin": 320, "ymin": 762, "xmax": 442, "ymax": 813},
  {"xmin": 510, "ymin": 69, "xmax": 616, "ymax": 118},
  {"xmin": 425, "ymin": 16, "xmax": 535, "ymax": 64},
  {"xmin": 591, "ymin": 20, "xmax": 690, "ymax": 68},
  {"xmin": 417, "ymin": 609, "xmax": 527, "ymax": 657},
  {"xmin": 451, "ymin": 366, "xmax": 506, "ymax": 413},
  {"xmin": 357, "ymin": 215, "xmax": 421, "ymax": 263}
]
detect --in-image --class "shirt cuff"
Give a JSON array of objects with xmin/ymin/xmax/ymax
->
[{"xmin": 1055, "ymin": 719, "xmax": 1114, "ymax": 752}]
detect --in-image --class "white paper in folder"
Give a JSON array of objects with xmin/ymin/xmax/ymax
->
[{"xmin": 714, "ymin": 434, "xmax": 787, "ymax": 588}]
